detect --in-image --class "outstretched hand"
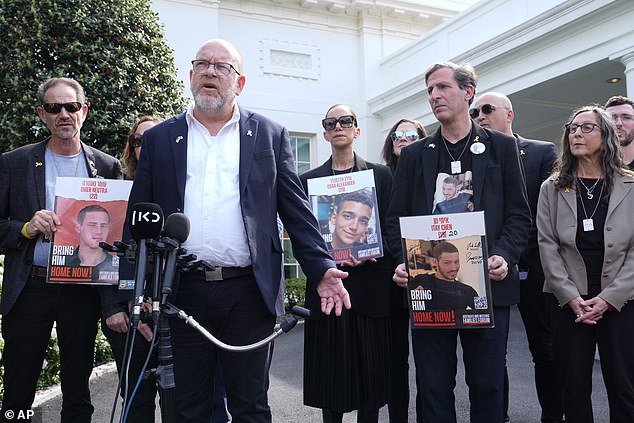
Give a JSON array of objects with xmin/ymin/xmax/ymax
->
[{"xmin": 317, "ymin": 267, "xmax": 351, "ymax": 316}]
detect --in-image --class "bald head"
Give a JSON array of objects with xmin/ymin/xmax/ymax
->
[
  {"xmin": 195, "ymin": 39, "xmax": 244, "ymax": 74},
  {"xmin": 473, "ymin": 92, "xmax": 514, "ymax": 136}
]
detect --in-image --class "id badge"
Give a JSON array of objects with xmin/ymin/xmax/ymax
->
[
  {"xmin": 451, "ymin": 161, "xmax": 462, "ymax": 174},
  {"xmin": 583, "ymin": 218, "xmax": 594, "ymax": 232}
]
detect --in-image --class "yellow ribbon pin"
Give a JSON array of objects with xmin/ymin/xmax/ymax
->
[{"xmin": 35, "ymin": 162, "xmax": 43, "ymax": 167}]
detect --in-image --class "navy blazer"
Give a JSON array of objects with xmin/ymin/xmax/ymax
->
[
  {"xmin": 515, "ymin": 135, "xmax": 557, "ymax": 263},
  {"xmin": 0, "ymin": 140, "xmax": 123, "ymax": 316},
  {"xmin": 386, "ymin": 124, "xmax": 531, "ymax": 306},
  {"xmin": 126, "ymin": 108, "xmax": 335, "ymax": 316},
  {"xmin": 300, "ymin": 154, "xmax": 394, "ymax": 318}
]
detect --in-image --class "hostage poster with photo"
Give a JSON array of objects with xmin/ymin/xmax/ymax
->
[
  {"xmin": 47, "ymin": 177, "xmax": 133, "ymax": 285},
  {"xmin": 400, "ymin": 211, "xmax": 494, "ymax": 329},
  {"xmin": 306, "ymin": 169, "xmax": 383, "ymax": 264}
]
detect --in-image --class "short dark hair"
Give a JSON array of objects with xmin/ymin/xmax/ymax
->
[
  {"xmin": 334, "ymin": 188, "xmax": 374, "ymax": 212},
  {"xmin": 425, "ymin": 62, "xmax": 478, "ymax": 105},
  {"xmin": 37, "ymin": 77, "xmax": 86, "ymax": 105},
  {"xmin": 77, "ymin": 204, "xmax": 110, "ymax": 225},
  {"xmin": 432, "ymin": 241, "xmax": 459, "ymax": 260},
  {"xmin": 604, "ymin": 95, "xmax": 634, "ymax": 110},
  {"xmin": 442, "ymin": 176, "xmax": 460, "ymax": 187}
]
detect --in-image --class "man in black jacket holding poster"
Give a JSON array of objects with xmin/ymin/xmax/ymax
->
[{"xmin": 387, "ymin": 62, "xmax": 530, "ymax": 423}]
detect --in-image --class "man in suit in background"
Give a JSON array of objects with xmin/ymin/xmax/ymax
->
[
  {"xmin": 0, "ymin": 77, "xmax": 125, "ymax": 422},
  {"xmin": 388, "ymin": 62, "xmax": 531, "ymax": 423},
  {"xmin": 127, "ymin": 38, "xmax": 349, "ymax": 423},
  {"xmin": 472, "ymin": 91, "xmax": 561, "ymax": 422}
]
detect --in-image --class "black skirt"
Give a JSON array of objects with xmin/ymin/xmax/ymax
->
[{"xmin": 303, "ymin": 308, "xmax": 391, "ymax": 412}]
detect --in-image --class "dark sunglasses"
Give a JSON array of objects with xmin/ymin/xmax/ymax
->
[
  {"xmin": 469, "ymin": 103, "xmax": 497, "ymax": 119},
  {"xmin": 129, "ymin": 133, "xmax": 143, "ymax": 148},
  {"xmin": 322, "ymin": 115, "xmax": 356, "ymax": 131},
  {"xmin": 42, "ymin": 102, "xmax": 83, "ymax": 114},
  {"xmin": 390, "ymin": 130, "xmax": 419, "ymax": 142}
]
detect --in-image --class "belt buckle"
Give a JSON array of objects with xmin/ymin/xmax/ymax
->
[{"xmin": 204, "ymin": 267, "xmax": 223, "ymax": 282}]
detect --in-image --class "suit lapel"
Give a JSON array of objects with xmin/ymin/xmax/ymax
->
[
  {"xmin": 561, "ymin": 184, "xmax": 577, "ymax": 217},
  {"xmin": 81, "ymin": 144, "xmax": 99, "ymax": 178},
  {"xmin": 169, "ymin": 114, "xmax": 189, "ymax": 209},
  {"xmin": 33, "ymin": 141, "xmax": 47, "ymax": 210},
  {"xmin": 471, "ymin": 125, "xmax": 490, "ymax": 209},
  {"xmin": 239, "ymin": 108, "xmax": 257, "ymax": 194},
  {"xmin": 607, "ymin": 174, "xmax": 632, "ymax": 220},
  {"xmin": 422, "ymin": 131, "xmax": 441, "ymax": 205}
]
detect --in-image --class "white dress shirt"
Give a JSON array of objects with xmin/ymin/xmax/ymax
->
[{"xmin": 183, "ymin": 105, "xmax": 251, "ymax": 267}]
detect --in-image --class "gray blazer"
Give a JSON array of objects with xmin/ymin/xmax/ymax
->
[
  {"xmin": 537, "ymin": 172, "xmax": 634, "ymax": 310},
  {"xmin": 0, "ymin": 139, "xmax": 123, "ymax": 316}
]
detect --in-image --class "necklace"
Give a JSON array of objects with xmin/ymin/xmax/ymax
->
[
  {"xmin": 442, "ymin": 127, "xmax": 473, "ymax": 174},
  {"xmin": 578, "ymin": 179, "xmax": 604, "ymax": 232},
  {"xmin": 331, "ymin": 166, "xmax": 354, "ymax": 176},
  {"xmin": 331, "ymin": 157, "xmax": 355, "ymax": 175},
  {"xmin": 577, "ymin": 177, "xmax": 601, "ymax": 200}
]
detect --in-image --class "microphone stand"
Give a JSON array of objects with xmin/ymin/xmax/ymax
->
[{"xmin": 103, "ymin": 240, "xmax": 309, "ymax": 423}]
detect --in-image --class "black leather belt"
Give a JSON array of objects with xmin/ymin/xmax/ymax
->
[
  {"xmin": 30, "ymin": 266, "xmax": 48, "ymax": 278},
  {"xmin": 181, "ymin": 266, "xmax": 253, "ymax": 282}
]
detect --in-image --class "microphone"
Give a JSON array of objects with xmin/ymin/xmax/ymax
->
[
  {"xmin": 129, "ymin": 202, "xmax": 164, "ymax": 327},
  {"xmin": 160, "ymin": 213, "xmax": 190, "ymax": 304}
]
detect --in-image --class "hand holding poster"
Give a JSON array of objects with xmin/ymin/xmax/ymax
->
[
  {"xmin": 306, "ymin": 169, "xmax": 383, "ymax": 263},
  {"xmin": 47, "ymin": 177, "xmax": 133, "ymax": 285},
  {"xmin": 400, "ymin": 211, "xmax": 494, "ymax": 329}
]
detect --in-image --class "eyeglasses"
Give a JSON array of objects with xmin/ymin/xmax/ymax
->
[
  {"xmin": 191, "ymin": 60, "xmax": 241, "ymax": 76},
  {"xmin": 469, "ymin": 103, "xmax": 501, "ymax": 119},
  {"xmin": 322, "ymin": 115, "xmax": 356, "ymax": 131},
  {"xmin": 611, "ymin": 114, "xmax": 634, "ymax": 123},
  {"xmin": 129, "ymin": 133, "xmax": 143, "ymax": 148},
  {"xmin": 566, "ymin": 123, "xmax": 600, "ymax": 134},
  {"xmin": 390, "ymin": 130, "xmax": 419, "ymax": 143},
  {"xmin": 42, "ymin": 102, "xmax": 83, "ymax": 114}
]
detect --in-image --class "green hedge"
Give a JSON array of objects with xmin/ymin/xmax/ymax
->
[{"xmin": 284, "ymin": 278, "xmax": 306, "ymax": 311}]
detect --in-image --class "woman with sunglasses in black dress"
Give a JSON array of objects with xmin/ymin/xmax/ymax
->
[{"xmin": 300, "ymin": 104, "xmax": 394, "ymax": 423}]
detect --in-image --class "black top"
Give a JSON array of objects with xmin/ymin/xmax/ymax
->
[
  {"xmin": 575, "ymin": 178, "xmax": 608, "ymax": 297},
  {"xmin": 411, "ymin": 273, "xmax": 478, "ymax": 311},
  {"xmin": 300, "ymin": 154, "xmax": 395, "ymax": 318}
]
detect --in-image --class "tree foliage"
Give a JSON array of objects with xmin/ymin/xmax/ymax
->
[{"xmin": 0, "ymin": 0, "xmax": 187, "ymax": 157}]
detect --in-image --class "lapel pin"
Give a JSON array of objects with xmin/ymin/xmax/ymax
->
[
  {"xmin": 175, "ymin": 136, "xmax": 183, "ymax": 144},
  {"xmin": 520, "ymin": 149, "xmax": 526, "ymax": 155},
  {"xmin": 428, "ymin": 143, "xmax": 435, "ymax": 148},
  {"xmin": 35, "ymin": 162, "xmax": 43, "ymax": 167},
  {"xmin": 470, "ymin": 142, "xmax": 485, "ymax": 155},
  {"xmin": 92, "ymin": 169, "xmax": 98, "ymax": 177},
  {"xmin": 247, "ymin": 130, "xmax": 253, "ymax": 137},
  {"xmin": 565, "ymin": 188, "xmax": 570, "ymax": 193}
]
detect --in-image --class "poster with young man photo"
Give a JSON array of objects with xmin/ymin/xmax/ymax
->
[
  {"xmin": 400, "ymin": 211, "xmax": 494, "ymax": 329},
  {"xmin": 306, "ymin": 169, "xmax": 383, "ymax": 263},
  {"xmin": 47, "ymin": 177, "xmax": 132, "ymax": 284}
]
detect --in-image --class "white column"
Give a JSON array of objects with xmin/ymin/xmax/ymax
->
[{"xmin": 620, "ymin": 52, "xmax": 634, "ymax": 98}]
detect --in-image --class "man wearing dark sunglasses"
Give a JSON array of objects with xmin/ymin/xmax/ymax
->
[
  {"xmin": 123, "ymin": 38, "xmax": 349, "ymax": 423},
  {"xmin": 474, "ymin": 92, "xmax": 561, "ymax": 423},
  {"xmin": 0, "ymin": 77, "xmax": 125, "ymax": 422},
  {"xmin": 387, "ymin": 63, "xmax": 530, "ymax": 423}
]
